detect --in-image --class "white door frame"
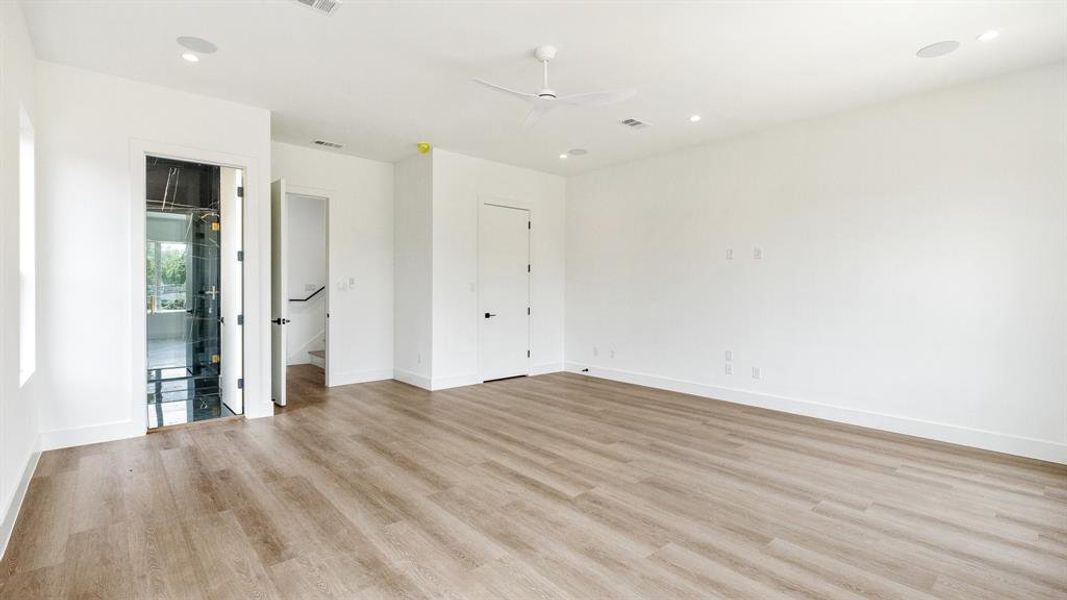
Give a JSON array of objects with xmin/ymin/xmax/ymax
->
[
  {"xmin": 476, "ymin": 196, "xmax": 533, "ymax": 382},
  {"xmin": 130, "ymin": 139, "xmax": 266, "ymax": 434},
  {"xmin": 286, "ymin": 183, "xmax": 333, "ymax": 386}
]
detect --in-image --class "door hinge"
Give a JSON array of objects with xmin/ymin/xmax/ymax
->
[
  {"xmin": 528, "ymin": 221, "xmax": 531, "ymax": 230},
  {"xmin": 237, "ymin": 186, "xmax": 244, "ymax": 198},
  {"xmin": 237, "ymin": 250, "xmax": 244, "ymax": 262},
  {"xmin": 527, "ymin": 307, "xmax": 530, "ymax": 315},
  {"xmin": 237, "ymin": 314, "xmax": 244, "ymax": 326},
  {"xmin": 527, "ymin": 350, "xmax": 531, "ymax": 358},
  {"xmin": 237, "ymin": 378, "xmax": 244, "ymax": 389},
  {"xmin": 527, "ymin": 264, "xmax": 531, "ymax": 273}
]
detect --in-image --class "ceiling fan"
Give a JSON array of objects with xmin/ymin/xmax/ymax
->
[{"xmin": 474, "ymin": 45, "xmax": 637, "ymax": 128}]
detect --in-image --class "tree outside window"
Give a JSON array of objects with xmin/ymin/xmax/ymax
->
[{"xmin": 147, "ymin": 241, "xmax": 188, "ymax": 312}]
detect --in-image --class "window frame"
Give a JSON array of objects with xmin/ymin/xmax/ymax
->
[{"xmin": 18, "ymin": 107, "xmax": 35, "ymax": 387}]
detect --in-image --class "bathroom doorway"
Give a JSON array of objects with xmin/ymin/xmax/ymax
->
[{"xmin": 145, "ymin": 156, "xmax": 244, "ymax": 427}]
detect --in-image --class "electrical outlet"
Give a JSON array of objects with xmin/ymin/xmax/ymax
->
[
  {"xmin": 610, "ymin": 349, "xmax": 615, "ymax": 359},
  {"xmin": 724, "ymin": 363, "xmax": 733, "ymax": 375},
  {"xmin": 725, "ymin": 350, "xmax": 733, "ymax": 361},
  {"xmin": 593, "ymin": 346, "xmax": 599, "ymax": 357},
  {"xmin": 753, "ymin": 246, "xmax": 764, "ymax": 260},
  {"xmin": 725, "ymin": 248, "xmax": 734, "ymax": 260},
  {"xmin": 751, "ymin": 367, "xmax": 762, "ymax": 380}
]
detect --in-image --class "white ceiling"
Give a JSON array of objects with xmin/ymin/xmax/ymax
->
[{"xmin": 21, "ymin": 1, "xmax": 1066, "ymax": 175}]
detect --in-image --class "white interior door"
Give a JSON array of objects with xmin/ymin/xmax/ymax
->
[
  {"xmin": 270, "ymin": 179, "xmax": 289, "ymax": 406},
  {"xmin": 219, "ymin": 167, "xmax": 244, "ymax": 414},
  {"xmin": 478, "ymin": 203, "xmax": 530, "ymax": 381}
]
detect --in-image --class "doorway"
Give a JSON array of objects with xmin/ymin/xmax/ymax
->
[
  {"xmin": 145, "ymin": 156, "xmax": 244, "ymax": 428},
  {"xmin": 285, "ymin": 194, "xmax": 328, "ymax": 371},
  {"xmin": 478, "ymin": 203, "xmax": 531, "ymax": 382},
  {"xmin": 271, "ymin": 180, "xmax": 329, "ymax": 406}
]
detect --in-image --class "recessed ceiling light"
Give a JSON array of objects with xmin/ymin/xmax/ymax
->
[
  {"xmin": 977, "ymin": 30, "xmax": 1000, "ymax": 42},
  {"xmin": 689, "ymin": 114, "xmax": 702, "ymax": 123},
  {"xmin": 177, "ymin": 36, "xmax": 218, "ymax": 54},
  {"xmin": 567, "ymin": 148, "xmax": 588, "ymax": 156},
  {"xmin": 916, "ymin": 40, "xmax": 960, "ymax": 59},
  {"xmin": 181, "ymin": 52, "xmax": 200, "ymax": 63},
  {"xmin": 559, "ymin": 154, "xmax": 568, "ymax": 159}
]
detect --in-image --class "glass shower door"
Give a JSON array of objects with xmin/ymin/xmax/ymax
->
[{"xmin": 145, "ymin": 156, "xmax": 239, "ymax": 428}]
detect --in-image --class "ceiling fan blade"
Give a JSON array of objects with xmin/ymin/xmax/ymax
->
[
  {"xmin": 473, "ymin": 78, "xmax": 537, "ymax": 101},
  {"xmin": 556, "ymin": 88, "xmax": 637, "ymax": 107},
  {"xmin": 522, "ymin": 103, "xmax": 554, "ymax": 129}
]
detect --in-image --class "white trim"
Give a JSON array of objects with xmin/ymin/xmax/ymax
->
[
  {"xmin": 39, "ymin": 420, "xmax": 143, "ymax": 451},
  {"xmin": 565, "ymin": 363, "xmax": 1067, "ymax": 465},
  {"xmin": 393, "ymin": 368, "xmax": 432, "ymax": 390},
  {"xmin": 0, "ymin": 447, "xmax": 40, "ymax": 561},
  {"xmin": 432, "ymin": 373, "xmax": 480, "ymax": 390},
  {"xmin": 330, "ymin": 368, "xmax": 393, "ymax": 387},
  {"xmin": 530, "ymin": 362, "xmax": 563, "ymax": 376}
]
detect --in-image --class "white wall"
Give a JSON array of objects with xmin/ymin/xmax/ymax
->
[
  {"xmin": 286, "ymin": 194, "xmax": 327, "ymax": 300},
  {"xmin": 566, "ymin": 62, "xmax": 1067, "ymax": 464},
  {"xmin": 0, "ymin": 0, "xmax": 40, "ymax": 557},
  {"xmin": 36, "ymin": 61, "xmax": 273, "ymax": 449},
  {"xmin": 284, "ymin": 193, "xmax": 326, "ymax": 364},
  {"xmin": 431, "ymin": 149, "xmax": 566, "ymax": 388},
  {"xmin": 393, "ymin": 153, "xmax": 433, "ymax": 387},
  {"xmin": 271, "ymin": 142, "xmax": 394, "ymax": 385}
]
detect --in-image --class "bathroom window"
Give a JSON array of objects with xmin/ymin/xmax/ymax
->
[{"xmin": 146, "ymin": 241, "xmax": 188, "ymax": 312}]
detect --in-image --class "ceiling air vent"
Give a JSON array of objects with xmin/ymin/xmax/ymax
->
[
  {"xmin": 620, "ymin": 118, "xmax": 650, "ymax": 130},
  {"xmin": 313, "ymin": 139, "xmax": 343, "ymax": 149},
  {"xmin": 293, "ymin": 0, "xmax": 341, "ymax": 15}
]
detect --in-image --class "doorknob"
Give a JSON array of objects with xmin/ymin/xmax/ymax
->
[{"xmin": 484, "ymin": 312, "xmax": 497, "ymax": 319}]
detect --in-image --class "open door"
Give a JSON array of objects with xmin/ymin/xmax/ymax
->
[
  {"xmin": 220, "ymin": 167, "xmax": 244, "ymax": 414},
  {"xmin": 270, "ymin": 179, "xmax": 289, "ymax": 406}
]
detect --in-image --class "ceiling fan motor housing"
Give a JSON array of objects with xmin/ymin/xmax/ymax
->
[{"xmin": 534, "ymin": 45, "xmax": 557, "ymax": 62}]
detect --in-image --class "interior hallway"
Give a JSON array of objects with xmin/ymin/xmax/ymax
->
[{"xmin": 2, "ymin": 367, "xmax": 1064, "ymax": 598}]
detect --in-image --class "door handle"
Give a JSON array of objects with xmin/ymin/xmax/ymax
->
[
  {"xmin": 272, "ymin": 318, "xmax": 291, "ymax": 325},
  {"xmin": 484, "ymin": 312, "xmax": 497, "ymax": 319}
]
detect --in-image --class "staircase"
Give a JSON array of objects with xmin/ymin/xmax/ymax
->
[{"xmin": 308, "ymin": 349, "xmax": 325, "ymax": 369}]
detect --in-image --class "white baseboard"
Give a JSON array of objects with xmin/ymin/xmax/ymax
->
[
  {"xmin": 1, "ymin": 445, "xmax": 40, "ymax": 561},
  {"xmin": 329, "ymin": 368, "xmax": 392, "ymax": 387},
  {"xmin": 393, "ymin": 368, "xmax": 432, "ymax": 390},
  {"xmin": 565, "ymin": 363, "xmax": 1067, "ymax": 465},
  {"xmin": 530, "ymin": 362, "xmax": 564, "ymax": 376},
  {"xmin": 431, "ymin": 373, "xmax": 480, "ymax": 390},
  {"xmin": 39, "ymin": 419, "xmax": 144, "ymax": 452},
  {"xmin": 428, "ymin": 364, "xmax": 563, "ymax": 390}
]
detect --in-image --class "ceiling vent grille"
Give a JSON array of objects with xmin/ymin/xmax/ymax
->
[
  {"xmin": 313, "ymin": 139, "xmax": 343, "ymax": 149},
  {"xmin": 294, "ymin": 0, "xmax": 341, "ymax": 15},
  {"xmin": 620, "ymin": 118, "xmax": 650, "ymax": 129}
]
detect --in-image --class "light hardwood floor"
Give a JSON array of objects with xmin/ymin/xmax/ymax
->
[{"xmin": 2, "ymin": 366, "xmax": 1065, "ymax": 599}]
